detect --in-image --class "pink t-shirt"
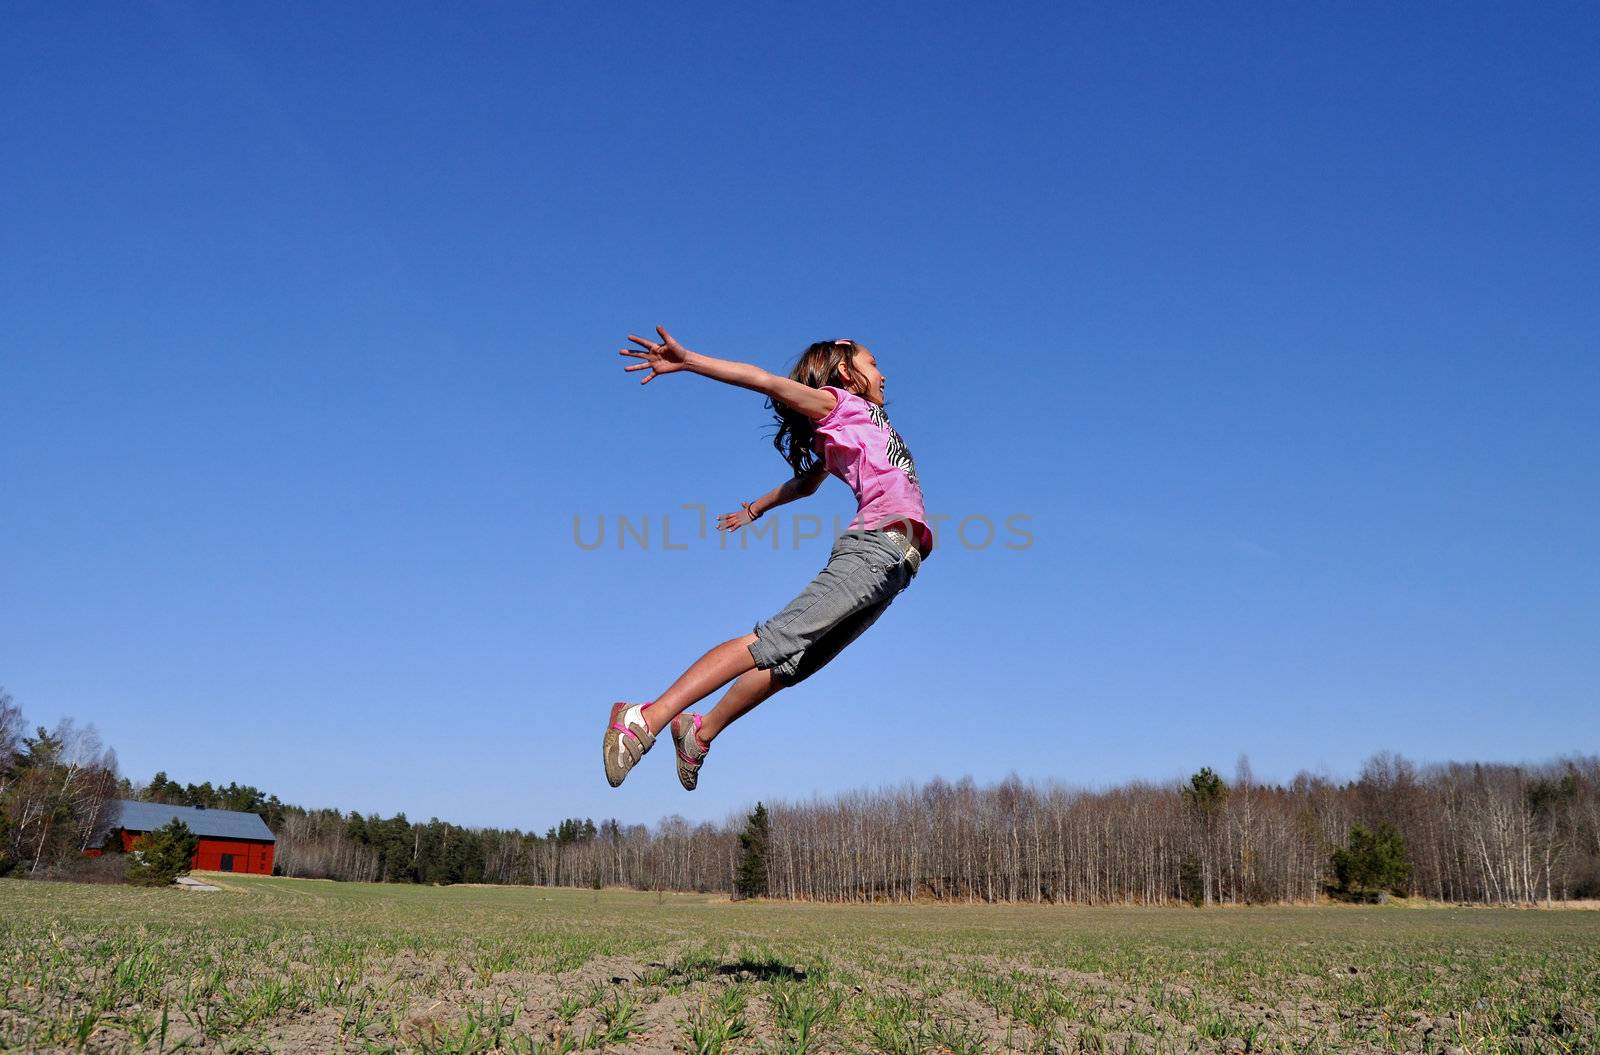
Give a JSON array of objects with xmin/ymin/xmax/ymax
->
[{"xmin": 813, "ymin": 386, "xmax": 932, "ymax": 554}]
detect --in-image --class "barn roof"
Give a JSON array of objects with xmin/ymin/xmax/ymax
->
[{"xmin": 113, "ymin": 800, "xmax": 276, "ymax": 842}]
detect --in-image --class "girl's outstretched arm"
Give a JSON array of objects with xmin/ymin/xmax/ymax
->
[
  {"xmin": 717, "ymin": 466, "xmax": 828, "ymax": 531},
  {"xmin": 619, "ymin": 326, "xmax": 838, "ymax": 421}
]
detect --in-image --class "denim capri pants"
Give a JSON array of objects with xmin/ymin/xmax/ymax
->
[{"xmin": 748, "ymin": 529, "xmax": 920, "ymax": 686}]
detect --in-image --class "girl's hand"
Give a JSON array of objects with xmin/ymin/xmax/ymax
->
[
  {"xmin": 717, "ymin": 503, "xmax": 759, "ymax": 532},
  {"xmin": 619, "ymin": 326, "xmax": 691, "ymax": 384}
]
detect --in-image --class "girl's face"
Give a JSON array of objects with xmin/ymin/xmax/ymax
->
[{"xmin": 842, "ymin": 345, "xmax": 887, "ymax": 405}]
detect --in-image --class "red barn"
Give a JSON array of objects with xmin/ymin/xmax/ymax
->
[{"xmin": 112, "ymin": 799, "xmax": 276, "ymax": 875}]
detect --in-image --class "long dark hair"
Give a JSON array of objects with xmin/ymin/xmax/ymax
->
[{"xmin": 770, "ymin": 339, "xmax": 863, "ymax": 476}]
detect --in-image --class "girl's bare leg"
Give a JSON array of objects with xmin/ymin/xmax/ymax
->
[
  {"xmin": 699, "ymin": 668, "xmax": 783, "ymax": 743},
  {"xmin": 643, "ymin": 633, "xmax": 759, "ymax": 734}
]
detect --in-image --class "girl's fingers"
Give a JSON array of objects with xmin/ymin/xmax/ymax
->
[
  {"xmin": 619, "ymin": 348, "xmax": 647, "ymax": 358},
  {"xmin": 623, "ymin": 363, "xmax": 649, "ymax": 372},
  {"xmin": 655, "ymin": 325, "xmax": 674, "ymax": 344},
  {"xmin": 626, "ymin": 334, "xmax": 659, "ymax": 351}
]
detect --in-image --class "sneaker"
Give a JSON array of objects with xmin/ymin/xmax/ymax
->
[
  {"xmin": 670, "ymin": 712, "xmax": 710, "ymax": 791},
  {"xmin": 603, "ymin": 702, "xmax": 655, "ymax": 787}
]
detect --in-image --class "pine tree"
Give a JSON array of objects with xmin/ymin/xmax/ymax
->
[
  {"xmin": 1331, "ymin": 822, "xmax": 1411, "ymax": 899},
  {"xmin": 735, "ymin": 802, "xmax": 770, "ymax": 900},
  {"xmin": 1182, "ymin": 767, "xmax": 1229, "ymax": 906},
  {"xmin": 125, "ymin": 819, "xmax": 199, "ymax": 886}
]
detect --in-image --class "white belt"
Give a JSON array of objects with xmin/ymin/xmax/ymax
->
[{"xmin": 883, "ymin": 529, "xmax": 923, "ymax": 575}]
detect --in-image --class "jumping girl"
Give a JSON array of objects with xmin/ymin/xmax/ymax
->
[{"xmin": 605, "ymin": 327, "xmax": 933, "ymax": 791}]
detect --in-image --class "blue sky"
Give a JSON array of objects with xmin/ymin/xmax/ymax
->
[{"xmin": 3, "ymin": 3, "xmax": 1596, "ymax": 830}]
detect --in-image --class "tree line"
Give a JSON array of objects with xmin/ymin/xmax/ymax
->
[
  {"xmin": 752, "ymin": 754, "xmax": 1599, "ymax": 904},
  {"xmin": 255, "ymin": 753, "xmax": 1600, "ymax": 904},
  {"xmin": 5, "ymin": 687, "xmax": 1597, "ymax": 903}
]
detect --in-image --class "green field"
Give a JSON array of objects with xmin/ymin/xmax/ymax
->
[{"xmin": 1, "ymin": 876, "xmax": 1596, "ymax": 1054}]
